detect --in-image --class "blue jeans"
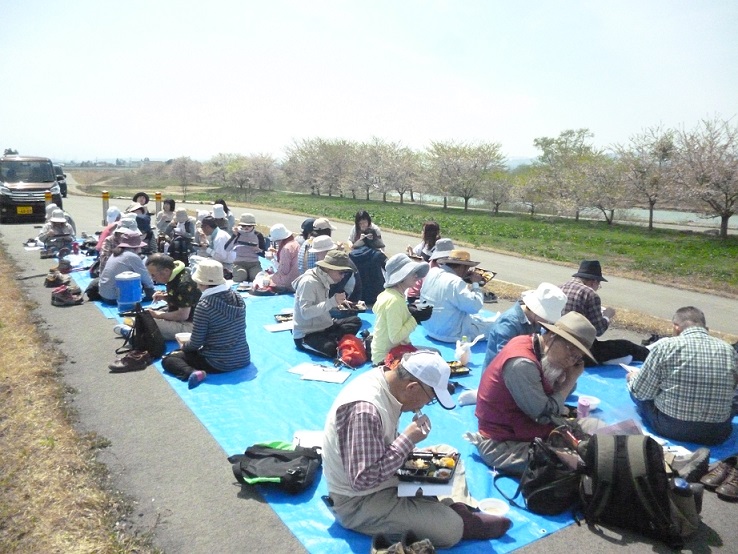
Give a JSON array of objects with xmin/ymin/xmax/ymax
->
[{"xmin": 630, "ymin": 393, "xmax": 733, "ymax": 445}]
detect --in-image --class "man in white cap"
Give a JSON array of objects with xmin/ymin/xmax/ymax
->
[
  {"xmin": 419, "ymin": 249, "xmax": 497, "ymax": 343},
  {"xmin": 322, "ymin": 350, "xmax": 511, "ymax": 548},
  {"xmin": 482, "ymin": 282, "xmax": 567, "ymax": 369},
  {"xmin": 371, "ymin": 253, "xmax": 431, "ymax": 364},
  {"xmin": 292, "ymin": 249, "xmax": 361, "ymax": 358},
  {"xmin": 471, "ymin": 312, "xmax": 603, "ymax": 476}
]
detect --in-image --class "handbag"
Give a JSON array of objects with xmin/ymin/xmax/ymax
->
[
  {"xmin": 494, "ymin": 434, "xmax": 582, "ymax": 515},
  {"xmin": 117, "ymin": 303, "xmax": 166, "ymax": 359}
]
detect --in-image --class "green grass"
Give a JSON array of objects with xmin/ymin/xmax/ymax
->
[{"xmin": 79, "ymin": 176, "xmax": 738, "ymax": 295}]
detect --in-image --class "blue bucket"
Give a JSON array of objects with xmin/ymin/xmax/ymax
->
[{"xmin": 116, "ymin": 271, "xmax": 142, "ymax": 313}]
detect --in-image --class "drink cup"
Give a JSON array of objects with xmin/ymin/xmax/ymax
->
[{"xmin": 577, "ymin": 397, "xmax": 591, "ymax": 418}]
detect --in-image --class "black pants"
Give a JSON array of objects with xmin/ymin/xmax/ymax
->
[
  {"xmin": 586, "ymin": 339, "xmax": 650, "ymax": 366},
  {"xmin": 161, "ymin": 350, "xmax": 219, "ymax": 381},
  {"xmin": 294, "ymin": 317, "xmax": 362, "ymax": 359}
]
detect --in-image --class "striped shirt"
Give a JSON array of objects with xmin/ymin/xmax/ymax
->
[
  {"xmin": 184, "ymin": 287, "xmax": 250, "ymax": 371},
  {"xmin": 629, "ymin": 326, "xmax": 738, "ymax": 422}
]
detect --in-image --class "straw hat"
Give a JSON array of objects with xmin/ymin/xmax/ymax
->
[
  {"xmin": 384, "ymin": 253, "xmax": 429, "ymax": 288},
  {"xmin": 428, "ymin": 238, "xmax": 455, "ymax": 261},
  {"xmin": 49, "ymin": 209, "xmax": 67, "ymax": 223},
  {"xmin": 540, "ymin": 312, "xmax": 597, "ymax": 362},
  {"xmin": 126, "ymin": 202, "xmax": 145, "ymax": 214},
  {"xmin": 438, "ymin": 250, "xmax": 479, "ymax": 267},
  {"xmin": 239, "ymin": 213, "xmax": 257, "ymax": 226},
  {"xmin": 192, "ymin": 259, "xmax": 226, "ymax": 286},
  {"xmin": 316, "ymin": 249, "xmax": 352, "ymax": 271},
  {"xmin": 309, "ymin": 235, "xmax": 336, "ymax": 253},
  {"xmin": 521, "ymin": 283, "xmax": 567, "ymax": 323},
  {"xmin": 269, "ymin": 223, "xmax": 292, "ymax": 241}
]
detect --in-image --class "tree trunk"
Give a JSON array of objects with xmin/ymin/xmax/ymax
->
[
  {"xmin": 464, "ymin": 198, "xmax": 469, "ymax": 210},
  {"xmin": 608, "ymin": 209, "xmax": 614, "ymax": 225},
  {"xmin": 443, "ymin": 196, "xmax": 448, "ymax": 209},
  {"xmin": 383, "ymin": 192, "xmax": 387, "ymax": 202},
  {"xmin": 365, "ymin": 189, "xmax": 370, "ymax": 201},
  {"xmin": 575, "ymin": 209, "xmax": 580, "ymax": 222},
  {"xmin": 720, "ymin": 214, "xmax": 731, "ymax": 239},
  {"xmin": 399, "ymin": 193, "xmax": 404, "ymax": 204},
  {"xmin": 410, "ymin": 189, "xmax": 415, "ymax": 202}
]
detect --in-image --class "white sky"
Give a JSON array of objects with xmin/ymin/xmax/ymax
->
[{"xmin": 1, "ymin": 0, "xmax": 736, "ymax": 162}]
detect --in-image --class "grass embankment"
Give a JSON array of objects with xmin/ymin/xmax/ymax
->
[
  {"xmin": 78, "ymin": 172, "xmax": 738, "ymax": 297},
  {"xmin": 0, "ymin": 248, "xmax": 158, "ymax": 554}
]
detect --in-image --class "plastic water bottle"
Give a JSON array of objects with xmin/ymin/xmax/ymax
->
[{"xmin": 455, "ymin": 336, "xmax": 471, "ymax": 366}]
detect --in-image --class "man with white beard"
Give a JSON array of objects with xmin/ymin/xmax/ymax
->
[{"xmin": 469, "ymin": 312, "xmax": 603, "ymax": 476}]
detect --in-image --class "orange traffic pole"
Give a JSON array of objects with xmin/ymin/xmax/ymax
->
[{"xmin": 155, "ymin": 191, "xmax": 162, "ymax": 216}]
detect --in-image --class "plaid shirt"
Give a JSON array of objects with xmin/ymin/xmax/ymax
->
[
  {"xmin": 334, "ymin": 401, "xmax": 414, "ymax": 491},
  {"xmin": 629, "ymin": 327, "xmax": 738, "ymax": 422},
  {"xmin": 560, "ymin": 278, "xmax": 609, "ymax": 336}
]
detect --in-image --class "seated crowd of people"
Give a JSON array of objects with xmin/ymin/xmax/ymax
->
[{"xmin": 68, "ymin": 196, "xmax": 737, "ymax": 549}]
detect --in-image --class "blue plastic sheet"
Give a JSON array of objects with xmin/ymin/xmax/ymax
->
[{"xmin": 73, "ymin": 272, "xmax": 737, "ymax": 553}]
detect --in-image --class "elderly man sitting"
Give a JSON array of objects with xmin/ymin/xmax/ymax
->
[
  {"xmin": 322, "ymin": 350, "xmax": 511, "ymax": 548},
  {"xmin": 482, "ymin": 283, "xmax": 567, "ymax": 369},
  {"xmin": 628, "ymin": 306, "xmax": 738, "ymax": 445},
  {"xmin": 419, "ymin": 250, "xmax": 497, "ymax": 343},
  {"xmin": 469, "ymin": 312, "xmax": 603, "ymax": 476}
]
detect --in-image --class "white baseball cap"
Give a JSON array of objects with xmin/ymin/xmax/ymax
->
[{"xmin": 402, "ymin": 351, "xmax": 455, "ymax": 410}]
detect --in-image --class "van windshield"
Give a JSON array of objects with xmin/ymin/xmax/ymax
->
[{"xmin": 1, "ymin": 160, "xmax": 56, "ymax": 183}]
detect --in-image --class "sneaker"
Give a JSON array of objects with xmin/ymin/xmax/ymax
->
[
  {"xmin": 113, "ymin": 324, "xmax": 132, "ymax": 338},
  {"xmin": 108, "ymin": 350, "xmax": 152, "ymax": 373},
  {"xmin": 671, "ymin": 447, "xmax": 710, "ymax": 483},
  {"xmin": 51, "ymin": 286, "xmax": 84, "ymax": 307},
  {"xmin": 188, "ymin": 370, "xmax": 207, "ymax": 389}
]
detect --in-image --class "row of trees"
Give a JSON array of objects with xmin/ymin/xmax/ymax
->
[{"xmin": 144, "ymin": 116, "xmax": 737, "ymax": 238}]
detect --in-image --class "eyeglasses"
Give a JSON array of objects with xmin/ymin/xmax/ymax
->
[
  {"xmin": 557, "ymin": 337, "xmax": 584, "ymax": 364},
  {"xmin": 420, "ymin": 383, "xmax": 437, "ymax": 406}
]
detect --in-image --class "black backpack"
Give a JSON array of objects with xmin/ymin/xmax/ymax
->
[
  {"xmin": 579, "ymin": 434, "xmax": 684, "ymax": 547},
  {"xmin": 494, "ymin": 436, "xmax": 581, "ymax": 515},
  {"xmin": 228, "ymin": 441, "xmax": 322, "ymax": 494},
  {"xmin": 117, "ymin": 302, "xmax": 166, "ymax": 359}
]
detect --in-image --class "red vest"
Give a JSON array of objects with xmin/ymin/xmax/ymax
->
[{"xmin": 475, "ymin": 335, "xmax": 555, "ymax": 442}]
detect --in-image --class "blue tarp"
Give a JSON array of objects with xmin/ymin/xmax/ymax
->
[{"xmin": 71, "ymin": 265, "xmax": 738, "ymax": 553}]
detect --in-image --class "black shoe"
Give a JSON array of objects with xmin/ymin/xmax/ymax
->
[{"xmin": 672, "ymin": 447, "xmax": 711, "ymax": 483}]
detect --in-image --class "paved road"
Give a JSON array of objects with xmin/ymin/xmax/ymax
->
[{"xmin": 1, "ymin": 189, "xmax": 736, "ymax": 554}]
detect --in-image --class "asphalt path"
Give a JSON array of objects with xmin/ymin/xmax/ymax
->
[{"xmin": 1, "ymin": 190, "xmax": 736, "ymax": 554}]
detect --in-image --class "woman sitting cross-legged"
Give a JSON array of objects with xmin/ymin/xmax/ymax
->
[{"xmin": 162, "ymin": 259, "xmax": 250, "ymax": 389}]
